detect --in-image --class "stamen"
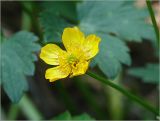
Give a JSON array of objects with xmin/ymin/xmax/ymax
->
[{"xmin": 67, "ymin": 54, "xmax": 77, "ymax": 64}]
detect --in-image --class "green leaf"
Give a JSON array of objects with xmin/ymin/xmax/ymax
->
[
  {"xmin": 39, "ymin": 1, "xmax": 77, "ymax": 43},
  {"xmin": 39, "ymin": 1, "xmax": 77, "ymax": 21},
  {"xmin": 128, "ymin": 64, "xmax": 159, "ymax": 84},
  {"xmin": 1, "ymin": 31, "xmax": 40, "ymax": 102},
  {"xmin": 78, "ymin": 1, "xmax": 156, "ymax": 42},
  {"xmin": 40, "ymin": 11, "xmax": 69, "ymax": 43},
  {"xmin": 72, "ymin": 113, "xmax": 95, "ymax": 120},
  {"xmin": 77, "ymin": 1, "xmax": 155, "ymax": 78},
  {"xmin": 53, "ymin": 111, "xmax": 71, "ymax": 120},
  {"xmin": 95, "ymin": 34, "xmax": 131, "ymax": 78},
  {"xmin": 53, "ymin": 111, "xmax": 95, "ymax": 120},
  {"xmin": 39, "ymin": 1, "xmax": 155, "ymax": 79}
]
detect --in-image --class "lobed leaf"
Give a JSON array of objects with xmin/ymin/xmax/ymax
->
[
  {"xmin": 1, "ymin": 31, "xmax": 40, "ymax": 102},
  {"xmin": 95, "ymin": 34, "xmax": 131, "ymax": 78},
  {"xmin": 39, "ymin": 1, "xmax": 77, "ymax": 43},
  {"xmin": 77, "ymin": 1, "xmax": 155, "ymax": 78},
  {"xmin": 39, "ymin": 1, "xmax": 156, "ymax": 79},
  {"xmin": 39, "ymin": 1, "xmax": 77, "ymax": 21},
  {"xmin": 40, "ymin": 11, "xmax": 69, "ymax": 43},
  {"xmin": 78, "ymin": 1, "xmax": 156, "ymax": 42},
  {"xmin": 128, "ymin": 64, "xmax": 159, "ymax": 84}
]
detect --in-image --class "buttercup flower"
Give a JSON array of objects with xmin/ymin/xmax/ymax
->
[{"xmin": 40, "ymin": 27, "xmax": 101, "ymax": 82}]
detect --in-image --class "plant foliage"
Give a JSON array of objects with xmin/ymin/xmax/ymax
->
[
  {"xmin": 39, "ymin": 1, "xmax": 77, "ymax": 43},
  {"xmin": 39, "ymin": 1, "xmax": 155, "ymax": 79},
  {"xmin": 53, "ymin": 111, "xmax": 94, "ymax": 120},
  {"xmin": 1, "ymin": 31, "xmax": 40, "ymax": 102},
  {"xmin": 128, "ymin": 64, "xmax": 159, "ymax": 84}
]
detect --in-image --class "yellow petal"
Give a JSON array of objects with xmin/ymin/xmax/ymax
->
[
  {"xmin": 70, "ymin": 61, "xmax": 89, "ymax": 77},
  {"xmin": 40, "ymin": 44, "xmax": 66, "ymax": 65},
  {"xmin": 83, "ymin": 34, "xmax": 101, "ymax": 59},
  {"xmin": 45, "ymin": 65, "xmax": 71, "ymax": 82},
  {"xmin": 62, "ymin": 27, "xmax": 85, "ymax": 52}
]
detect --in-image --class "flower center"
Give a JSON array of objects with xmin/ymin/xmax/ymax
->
[
  {"xmin": 67, "ymin": 54, "xmax": 79, "ymax": 69},
  {"xmin": 67, "ymin": 54, "xmax": 77, "ymax": 64}
]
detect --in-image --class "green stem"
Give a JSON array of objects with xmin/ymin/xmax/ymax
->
[
  {"xmin": 104, "ymin": 73, "xmax": 123, "ymax": 119},
  {"xmin": 86, "ymin": 71, "xmax": 158, "ymax": 115},
  {"xmin": 19, "ymin": 95, "xmax": 43, "ymax": 120},
  {"xmin": 21, "ymin": 1, "xmax": 43, "ymax": 43},
  {"xmin": 146, "ymin": 0, "xmax": 159, "ymax": 46},
  {"xmin": 22, "ymin": 10, "xmax": 32, "ymax": 31},
  {"xmin": 7, "ymin": 104, "xmax": 19, "ymax": 120}
]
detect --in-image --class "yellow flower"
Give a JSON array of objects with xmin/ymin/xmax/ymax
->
[{"xmin": 40, "ymin": 27, "xmax": 101, "ymax": 82}]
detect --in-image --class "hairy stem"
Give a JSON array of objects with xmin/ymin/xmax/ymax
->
[{"xmin": 86, "ymin": 71, "xmax": 158, "ymax": 115}]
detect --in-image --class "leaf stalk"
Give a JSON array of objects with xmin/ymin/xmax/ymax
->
[
  {"xmin": 86, "ymin": 71, "xmax": 158, "ymax": 115},
  {"xmin": 146, "ymin": 0, "xmax": 159, "ymax": 46}
]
